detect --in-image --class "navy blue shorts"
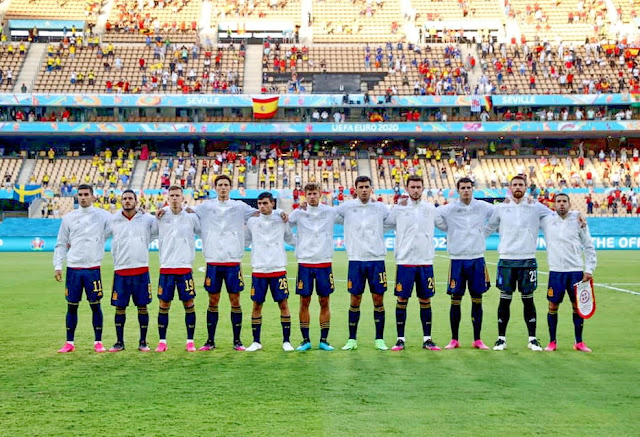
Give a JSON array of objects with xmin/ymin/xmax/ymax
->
[
  {"xmin": 204, "ymin": 264, "xmax": 244, "ymax": 294},
  {"xmin": 251, "ymin": 273, "xmax": 289, "ymax": 303},
  {"xmin": 158, "ymin": 272, "xmax": 196, "ymax": 302},
  {"xmin": 65, "ymin": 268, "xmax": 103, "ymax": 303},
  {"xmin": 496, "ymin": 259, "xmax": 538, "ymax": 295},
  {"xmin": 347, "ymin": 260, "xmax": 387, "ymax": 295},
  {"xmin": 112, "ymin": 272, "xmax": 152, "ymax": 307},
  {"xmin": 394, "ymin": 265, "xmax": 435, "ymax": 299},
  {"xmin": 547, "ymin": 271, "xmax": 584, "ymax": 304},
  {"xmin": 447, "ymin": 258, "xmax": 490, "ymax": 296},
  {"xmin": 296, "ymin": 264, "xmax": 334, "ymax": 297}
]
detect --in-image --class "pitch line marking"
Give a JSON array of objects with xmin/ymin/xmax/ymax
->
[
  {"xmin": 436, "ymin": 255, "xmax": 640, "ymax": 296},
  {"xmin": 198, "ymin": 258, "xmax": 640, "ymax": 296}
]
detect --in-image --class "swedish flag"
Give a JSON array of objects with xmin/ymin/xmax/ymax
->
[{"xmin": 13, "ymin": 184, "xmax": 42, "ymax": 203}]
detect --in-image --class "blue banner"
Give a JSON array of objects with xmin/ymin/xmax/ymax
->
[
  {"xmin": 0, "ymin": 93, "xmax": 634, "ymax": 109},
  {"xmin": 2, "ymin": 234, "xmax": 639, "ymax": 252},
  {"xmin": 0, "ymin": 120, "xmax": 637, "ymax": 135}
]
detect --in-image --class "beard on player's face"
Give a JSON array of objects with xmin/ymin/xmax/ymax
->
[{"xmin": 512, "ymin": 189, "xmax": 525, "ymax": 198}]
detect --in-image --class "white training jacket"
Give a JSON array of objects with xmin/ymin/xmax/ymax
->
[
  {"xmin": 157, "ymin": 207, "xmax": 201, "ymax": 269},
  {"xmin": 336, "ymin": 198, "xmax": 390, "ymax": 262},
  {"xmin": 53, "ymin": 206, "xmax": 112, "ymax": 270},
  {"xmin": 288, "ymin": 204, "xmax": 337, "ymax": 264},
  {"xmin": 485, "ymin": 200, "xmax": 552, "ymax": 260},
  {"xmin": 541, "ymin": 213, "xmax": 597, "ymax": 274},
  {"xmin": 435, "ymin": 199, "xmax": 495, "ymax": 260},
  {"xmin": 385, "ymin": 199, "xmax": 436, "ymax": 265},
  {"xmin": 246, "ymin": 211, "xmax": 296, "ymax": 273},
  {"xmin": 194, "ymin": 198, "xmax": 256, "ymax": 263},
  {"xmin": 106, "ymin": 211, "xmax": 159, "ymax": 271}
]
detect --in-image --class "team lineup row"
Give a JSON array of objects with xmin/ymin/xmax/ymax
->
[{"xmin": 53, "ymin": 173, "xmax": 597, "ymax": 354}]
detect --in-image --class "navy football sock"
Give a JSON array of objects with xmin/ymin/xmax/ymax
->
[
  {"xmin": 348, "ymin": 305, "xmax": 360, "ymax": 340},
  {"xmin": 230, "ymin": 306, "xmax": 243, "ymax": 343},
  {"xmin": 320, "ymin": 322, "xmax": 330, "ymax": 343},
  {"xmin": 497, "ymin": 296, "xmax": 512, "ymax": 337},
  {"xmin": 573, "ymin": 310, "xmax": 584, "ymax": 343},
  {"xmin": 251, "ymin": 316, "xmax": 262, "ymax": 343},
  {"xmin": 300, "ymin": 321, "xmax": 310, "ymax": 343},
  {"xmin": 66, "ymin": 303, "xmax": 79, "ymax": 342},
  {"xmin": 395, "ymin": 301, "xmax": 407, "ymax": 338},
  {"xmin": 374, "ymin": 304, "xmax": 385, "ymax": 340},
  {"xmin": 281, "ymin": 315, "xmax": 291, "ymax": 343},
  {"xmin": 158, "ymin": 307, "xmax": 169, "ymax": 340},
  {"xmin": 206, "ymin": 305, "xmax": 219, "ymax": 342},
  {"xmin": 522, "ymin": 296, "xmax": 537, "ymax": 338},
  {"xmin": 471, "ymin": 296, "xmax": 483, "ymax": 341},
  {"xmin": 548, "ymin": 308, "xmax": 558, "ymax": 342},
  {"xmin": 420, "ymin": 301, "xmax": 432, "ymax": 337},
  {"xmin": 137, "ymin": 307, "xmax": 149, "ymax": 343},
  {"xmin": 114, "ymin": 307, "xmax": 126, "ymax": 344},
  {"xmin": 449, "ymin": 297, "xmax": 462, "ymax": 340},
  {"xmin": 89, "ymin": 302, "xmax": 103, "ymax": 342},
  {"xmin": 184, "ymin": 304, "xmax": 196, "ymax": 340}
]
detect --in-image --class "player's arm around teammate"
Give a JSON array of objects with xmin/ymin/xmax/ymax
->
[
  {"xmin": 155, "ymin": 186, "xmax": 201, "ymax": 352},
  {"xmin": 245, "ymin": 192, "xmax": 296, "ymax": 352},
  {"xmin": 540, "ymin": 193, "xmax": 597, "ymax": 352},
  {"xmin": 384, "ymin": 175, "xmax": 441, "ymax": 351},
  {"xmin": 53, "ymin": 184, "xmax": 112, "ymax": 353},
  {"xmin": 288, "ymin": 183, "xmax": 337, "ymax": 351}
]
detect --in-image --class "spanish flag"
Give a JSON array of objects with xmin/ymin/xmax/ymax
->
[
  {"xmin": 13, "ymin": 184, "xmax": 42, "ymax": 203},
  {"xmin": 252, "ymin": 96, "xmax": 279, "ymax": 119}
]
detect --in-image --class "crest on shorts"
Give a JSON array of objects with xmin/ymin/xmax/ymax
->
[
  {"xmin": 347, "ymin": 279, "xmax": 352, "ymax": 289},
  {"xmin": 112, "ymin": 291, "xmax": 118, "ymax": 301},
  {"xmin": 157, "ymin": 285, "xmax": 163, "ymax": 296},
  {"xmin": 205, "ymin": 277, "xmax": 211, "ymax": 287},
  {"xmin": 450, "ymin": 279, "xmax": 456, "ymax": 289},
  {"xmin": 298, "ymin": 280, "xmax": 304, "ymax": 289},
  {"xmin": 395, "ymin": 283, "xmax": 403, "ymax": 292},
  {"xmin": 547, "ymin": 287, "xmax": 554, "ymax": 297},
  {"xmin": 251, "ymin": 287, "xmax": 255, "ymax": 296}
]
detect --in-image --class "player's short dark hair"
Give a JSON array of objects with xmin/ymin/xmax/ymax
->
[
  {"xmin": 258, "ymin": 191, "xmax": 274, "ymax": 203},
  {"xmin": 215, "ymin": 174, "xmax": 232, "ymax": 187},
  {"xmin": 555, "ymin": 192, "xmax": 570, "ymax": 202},
  {"xmin": 168, "ymin": 185, "xmax": 183, "ymax": 192},
  {"xmin": 406, "ymin": 175, "xmax": 424, "ymax": 186},
  {"xmin": 510, "ymin": 175, "xmax": 527, "ymax": 186},
  {"xmin": 354, "ymin": 175, "xmax": 372, "ymax": 188},
  {"xmin": 457, "ymin": 177, "xmax": 475, "ymax": 189},
  {"xmin": 121, "ymin": 189, "xmax": 137, "ymax": 200},
  {"xmin": 77, "ymin": 184, "xmax": 93, "ymax": 194},
  {"xmin": 304, "ymin": 182, "xmax": 322, "ymax": 192}
]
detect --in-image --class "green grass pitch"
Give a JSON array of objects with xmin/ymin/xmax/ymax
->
[{"xmin": 0, "ymin": 250, "xmax": 639, "ymax": 436}]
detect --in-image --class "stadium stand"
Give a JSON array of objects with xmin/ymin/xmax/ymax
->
[
  {"xmin": 484, "ymin": 41, "xmax": 639, "ymax": 95},
  {"xmin": 311, "ymin": 0, "xmax": 404, "ymax": 43},
  {"xmin": 6, "ymin": 0, "xmax": 104, "ymax": 24},
  {"xmin": 256, "ymin": 155, "xmax": 358, "ymax": 191},
  {"xmin": 31, "ymin": 156, "xmax": 133, "ymax": 191},
  {"xmin": 262, "ymin": 44, "xmax": 470, "ymax": 96},
  {"xmin": 32, "ymin": 44, "xmax": 244, "ymax": 94},
  {"xmin": 0, "ymin": 43, "xmax": 30, "ymax": 92},
  {"xmin": 210, "ymin": 0, "xmax": 302, "ymax": 25},
  {"xmin": 0, "ymin": 158, "xmax": 22, "ymax": 189},
  {"xmin": 103, "ymin": 0, "xmax": 203, "ymax": 43},
  {"xmin": 504, "ymin": 0, "xmax": 607, "ymax": 43}
]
